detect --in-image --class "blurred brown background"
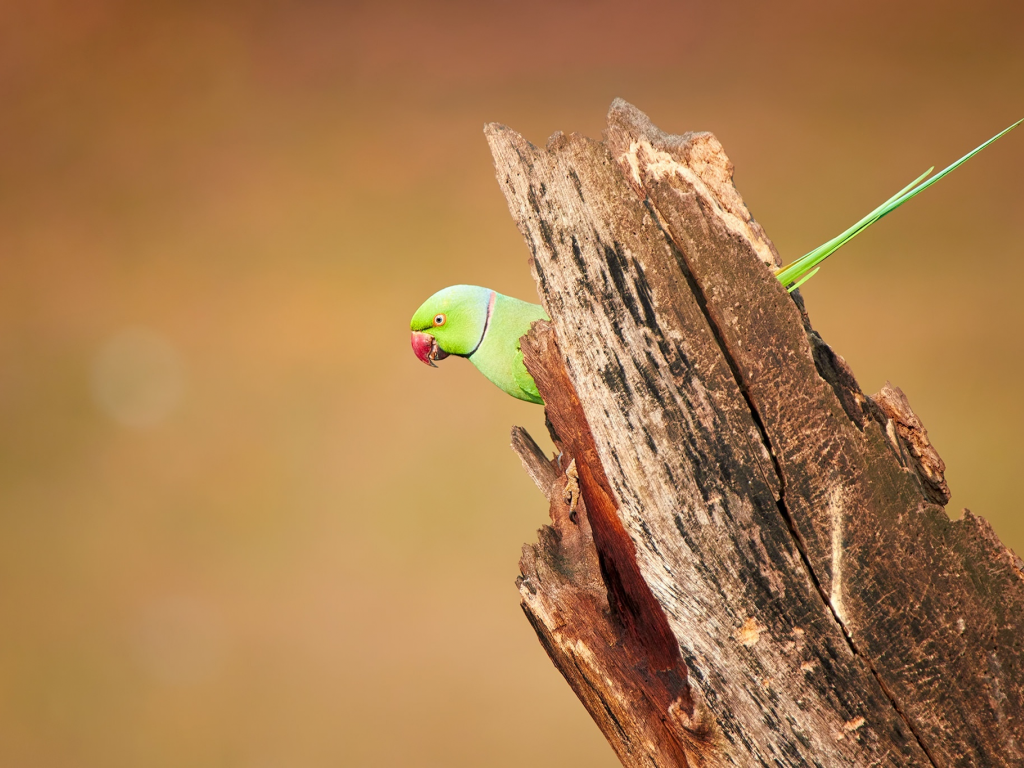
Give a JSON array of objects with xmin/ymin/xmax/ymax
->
[{"xmin": 0, "ymin": 1, "xmax": 1021, "ymax": 765}]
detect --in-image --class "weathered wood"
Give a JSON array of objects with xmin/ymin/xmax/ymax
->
[
  {"xmin": 488, "ymin": 102, "xmax": 1024, "ymax": 766},
  {"xmin": 603, "ymin": 102, "xmax": 1024, "ymax": 766}
]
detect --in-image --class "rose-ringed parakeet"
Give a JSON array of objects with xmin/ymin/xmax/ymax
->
[
  {"xmin": 411, "ymin": 120, "xmax": 1021, "ymax": 403},
  {"xmin": 410, "ymin": 285, "xmax": 548, "ymax": 403}
]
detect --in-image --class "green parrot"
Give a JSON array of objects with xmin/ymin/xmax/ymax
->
[
  {"xmin": 410, "ymin": 285, "xmax": 549, "ymax": 403},
  {"xmin": 411, "ymin": 120, "xmax": 1020, "ymax": 404}
]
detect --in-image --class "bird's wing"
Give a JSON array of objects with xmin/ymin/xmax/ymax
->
[{"xmin": 512, "ymin": 346, "xmax": 544, "ymax": 404}]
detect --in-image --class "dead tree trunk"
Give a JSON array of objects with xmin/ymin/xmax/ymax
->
[{"xmin": 487, "ymin": 101, "xmax": 1024, "ymax": 767}]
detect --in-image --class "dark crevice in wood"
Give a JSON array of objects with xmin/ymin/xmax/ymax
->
[
  {"xmin": 632, "ymin": 137, "xmax": 943, "ymax": 768},
  {"xmin": 862, "ymin": 658, "xmax": 943, "ymax": 768},
  {"xmin": 513, "ymin": 323, "xmax": 712, "ymax": 767},
  {"xmin": 521, "ymin": 322, "xmax": 689, "ymax": 681},
  {"xmin": 639, "ymin": 157, "xmax": 842, "ymax": 624},
  {"xmin": 792, "ymin": 291, "xmax": 886, "ymax": 435},
  {"xmin": 698, "ymin": 245, "xmax": 941, "ymax": 768},
  {"xmin": 723, "ymin": 310, "xmax": 941, "ymax": 766},
  {"xmin": 806, "ymin": 329, "xmax": 875, "ymax": 433},
  {"xmin": 649, "ymin": 195, "xmax": 853, "ymax": 643}
]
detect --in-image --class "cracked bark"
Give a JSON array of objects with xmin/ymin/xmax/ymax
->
[{"xmin": 490, "ymin": 101, "xmax": 1024, "ymax": 767}]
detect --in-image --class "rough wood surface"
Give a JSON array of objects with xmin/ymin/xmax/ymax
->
[{"xmin": 489, "ymin": 101, "xmax": 1024, "ymax": 766}]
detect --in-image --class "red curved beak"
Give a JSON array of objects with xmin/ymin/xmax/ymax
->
[
  {"xmin": 411, "ymin": 331, "xmax": 449, "ymax": 367},
  {"xmin": 411, "ymin": 331, "xmax": 435, "ymax": 366}
]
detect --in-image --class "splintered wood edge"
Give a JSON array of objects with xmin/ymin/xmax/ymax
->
[
  {"xmin": 606, "ymin": 97, "xmax": 781, "ymax": 270},
  {"xmin": 871, "ymin": 381, "xmax": 950, "ymax": 504},
  {"xmin": 510, "ymin": 426, "xmax": 557, "ymax": 501}
]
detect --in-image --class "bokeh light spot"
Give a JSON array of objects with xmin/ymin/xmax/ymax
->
[
  {"xmin": 132, "ymin": 596, "xmax": 226, "ymax": 687},
  {"xmin": 91, "ymin": 327, "xmax": 185, "ymax": 428}
]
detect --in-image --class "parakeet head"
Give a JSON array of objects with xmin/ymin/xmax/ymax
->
[{"xmin": 410, "ymin": 285, "xmax": 495, "ymax": 367}]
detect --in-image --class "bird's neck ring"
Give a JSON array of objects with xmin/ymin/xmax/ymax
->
[{"xmin": 466, "ymin": 290, "xmax": 496, "ymax": 358}]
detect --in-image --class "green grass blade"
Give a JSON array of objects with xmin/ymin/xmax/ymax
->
[{"xmin": 775, "ymin": 118, "xmax": 1023, "ymax": 290}]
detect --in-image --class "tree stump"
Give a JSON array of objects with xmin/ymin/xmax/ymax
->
[{"xmin": 488, "ymin": 101, "xmax": 1024, "ymax": 767}]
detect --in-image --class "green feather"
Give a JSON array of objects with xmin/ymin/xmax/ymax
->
[
  {"xmin": 776, "ymin": 119, "xmax": 1022, "ymax": 291},
  {"xmin": 469, "ymin": 292, "xmax": 548, "ymax": 404}
]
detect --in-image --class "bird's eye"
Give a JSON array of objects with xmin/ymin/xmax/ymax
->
[{"xmin": 433, "ymin": 314, "xmax": 446, "ymax": 327}]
